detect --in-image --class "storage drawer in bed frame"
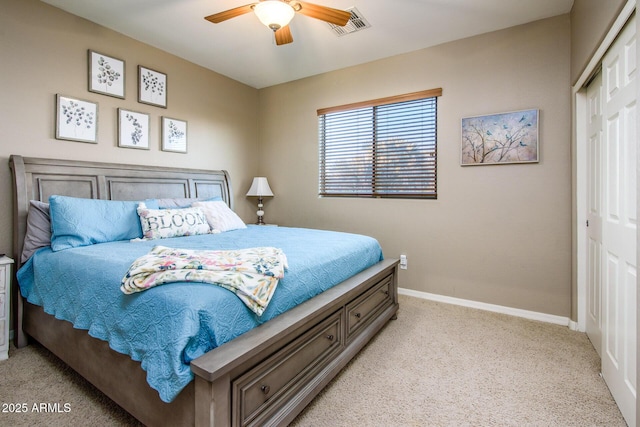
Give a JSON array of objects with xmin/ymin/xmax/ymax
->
[
  {"xmin": 346, "ymin": 273, "xmax": 394, "ymax": 341},
  {"xmin": 232, "ymin": 310, "xmax": 343, "ymax": 427}
]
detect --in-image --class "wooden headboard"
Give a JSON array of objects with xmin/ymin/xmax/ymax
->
[{"xmin": 9, "ymin": 155, "xmax": 233, "ymax": 267}]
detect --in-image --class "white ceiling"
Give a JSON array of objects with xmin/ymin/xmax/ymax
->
[{"xmin": 41, "ymin": 0, "xmax": 574, "ymax": 89}]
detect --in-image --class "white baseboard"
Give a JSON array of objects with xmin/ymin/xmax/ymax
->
[{"xmin": 398, "ymin": 288, "xmax": 572, "ymax": 328}]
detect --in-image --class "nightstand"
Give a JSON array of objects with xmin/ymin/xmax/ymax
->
[{"xmin": 0, "ymin": 256, "xmax": 14, "ymax": 360}]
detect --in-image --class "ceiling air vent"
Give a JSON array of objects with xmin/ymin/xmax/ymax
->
[{"xmin": 328, "ymin": 7, "xmax": 371, "ymax": 36}]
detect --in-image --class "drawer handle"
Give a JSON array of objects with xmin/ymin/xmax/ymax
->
[
  {"xmin": 353, "ymin": 312, "xmax": 361, "ymax": 319},
  {"xmin": 326, "ymin": 334, "xmax": 334, "ymax": 341},
  {"xmin": 261, "ymin": 385, "xmax": 270, "ymax": 395},
  {"xmin": 382, "ymin": 289, "xmax": 389, "ymax": 296}
]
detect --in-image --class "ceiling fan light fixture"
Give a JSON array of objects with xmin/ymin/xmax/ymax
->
[{"xmin": 254, "ymin": 1, "xmax": 295, "ymax": 31}]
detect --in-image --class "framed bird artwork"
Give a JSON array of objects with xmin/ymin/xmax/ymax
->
[{"xmin": 461, "ymin": 109, "xmax": 539, "ymax": 165}]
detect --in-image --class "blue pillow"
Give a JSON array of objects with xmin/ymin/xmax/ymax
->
[
  {"xmin": 143, "ymin": 199, "xmax": 161, "ymax": 209},
  {"xmin": 144, "ymin": 196, "xmax": 222, "ymax": 209},
  {"xmin": 49, "ymin": 195, "xmax": 142, "ymax": 251}
]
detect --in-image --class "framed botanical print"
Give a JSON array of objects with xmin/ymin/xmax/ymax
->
[
  {"xmin": 118, "ymin": 108, "xmax": 150, "ymax": 150},
  {"xmin": 55, "ymin": 94, "xmax": 98, "ymax": 143},
  {"xmin": 138, "ymin": 65, "xmax": 167, "ymax": 108},
  {"xmin": 88, "ymin": 50, "xmax": 125, "ymax": 99},
  {"xmin": 161, "ymin": 117, "xmax": 187, "ymax": 153}
]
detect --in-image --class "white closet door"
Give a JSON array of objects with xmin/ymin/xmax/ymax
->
[
  {"xmin": 586, "ymin": 70, "xmax": 603, "ymax": 357},
  {"xmin": 600, "ymin": 14, "xmax": 637, "ymax": 427}
]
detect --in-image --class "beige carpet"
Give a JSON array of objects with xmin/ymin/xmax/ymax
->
[{"xmin": 0, "ymin": 295, "xmax": 627, "ymax": 426}]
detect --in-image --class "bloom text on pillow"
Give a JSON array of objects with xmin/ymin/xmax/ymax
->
[{"xmin": 137, "ymin": 203, "xmax": 211, "ymax": 240}]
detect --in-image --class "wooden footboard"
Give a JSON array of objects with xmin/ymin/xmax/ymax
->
[
  {"xmin": 9, "ymin": 155, "xmax": 399, "ymax": 426},
  {"xmin": 192, "ymin": 258, "xmax": 398, "ymax": 427}
]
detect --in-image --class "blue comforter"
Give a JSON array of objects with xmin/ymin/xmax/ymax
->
[{"xmin": 17, "ymin": 226, "xmax": 383, "ymax": 402}]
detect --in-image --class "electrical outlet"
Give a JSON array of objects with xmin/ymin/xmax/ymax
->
[{"xmin": 400, "ymin": 254, "xmax": 407, "ymax": 270}]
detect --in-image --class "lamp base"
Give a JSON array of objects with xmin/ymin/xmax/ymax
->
[{"xmin": 255, "ymin": 199, "xmax": 267, "ymax": 225}]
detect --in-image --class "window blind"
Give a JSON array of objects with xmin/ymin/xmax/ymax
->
[{"xmin": 318, "ymin": 89, "xmax": 440, "ymax": 199}]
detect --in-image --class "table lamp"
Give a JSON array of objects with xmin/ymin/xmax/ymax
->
[{"xmin": 246, "ymin": 177, "xmax": 274, "ymax": 225}]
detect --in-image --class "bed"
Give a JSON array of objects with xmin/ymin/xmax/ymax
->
[{"xmin": 9, "ymin": 155, "xmax": 399, "ymax": 427}]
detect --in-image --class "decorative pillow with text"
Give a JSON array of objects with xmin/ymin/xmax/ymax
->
[{"xmin": 137, "ymin": 203, "xmax": 211, "ymax": 240}]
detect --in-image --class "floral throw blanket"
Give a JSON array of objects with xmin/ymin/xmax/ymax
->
[{"xmin": 121, "ymin": 245, "xmax": 288, "ymax": 315}]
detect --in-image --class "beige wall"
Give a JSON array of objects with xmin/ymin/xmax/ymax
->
[
  {"xmin": 258, "ymin": 16, "xmax": 572, "ymax": 317},
  {"xmin": 1, "ymin": 1, "xmax": 576, "ymax": 317},
  {"xmin": 0, "ymin": 0, "xmax": 260, "ymax": 258},
  {"xmin": 570, "ymin": 0, "xmax": 627, "ymax": 85}
]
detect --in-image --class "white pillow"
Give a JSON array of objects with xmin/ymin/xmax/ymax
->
[
  {"xmin": 137, "ymin": 203, "xmax": 211, "ymax": 240},
  {"xmin": 191, "ymin": 201, "xmax": 246, "ymax": 232}
]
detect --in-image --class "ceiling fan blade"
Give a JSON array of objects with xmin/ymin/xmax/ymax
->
[
  {"xmin": 293, "ymin": 1, "xmax": 351, "ymax": 26},
  {"xmin": 204, "ymin": 4, "xmax": 256, "ymax": 24},
  {"xmin": 274, "ymin": 25, "xmax": 294, "ymax": 45}
]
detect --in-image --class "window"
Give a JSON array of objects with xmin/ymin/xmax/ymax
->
[{"xmin": 318, "ymin": 88, "xmax": 441, "ymax": 199}]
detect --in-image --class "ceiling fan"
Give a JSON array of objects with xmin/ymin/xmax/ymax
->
[{"xmin": 204, "ymin": 0, "xmax": 351, "ymax": 46}]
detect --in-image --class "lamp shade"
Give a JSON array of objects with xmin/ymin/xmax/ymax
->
[
  {"xmin": 253, "ymin": 0, "xmax": 295, "ymax": 31},
  {"xmin": 246, "ymin": 177, "xmax": 274, "ymax": 197}
]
